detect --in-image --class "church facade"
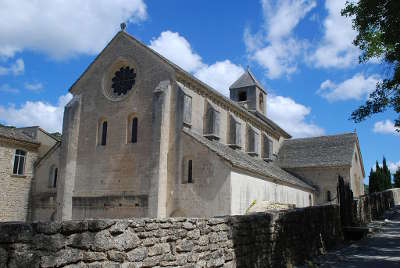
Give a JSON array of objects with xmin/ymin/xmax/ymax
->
[{"xmin": 0, "ymin": 30, "xmax": 365, "ymax": 222}]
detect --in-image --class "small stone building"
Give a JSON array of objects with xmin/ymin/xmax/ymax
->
[
  {"xmin": 0, "ymin": 126, "xmax": 59, "ymax": 221},
  {"xmin": 0, "ymin": 30, "xmax": 365, "ymax": 222}
]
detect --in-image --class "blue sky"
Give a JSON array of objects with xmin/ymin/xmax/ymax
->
[{"xmin": 0, "ymin": 0, "xmax": 398, "ymax": 183}]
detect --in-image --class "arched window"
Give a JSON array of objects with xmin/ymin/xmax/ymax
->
[
  {"xmin": 327, "ymin": 190, "xmax": 331, "ymax": 202},
  {"xmin": 49, "ymin": 165, "xmax": 58, "ymax": 188},
  {"xmin": 131, "ymin": 117, "xmax": 138, "ymax": 143},
  {"xmin": 13, "ymin": 149, "xmax": 26, "ymax": 175},
  {"xmin": 259, "ymin": 93, "xmax": 264, "ymax": 109},
  {"xmin": 238, "ymin": 91, "xmax": 247, "ymax": 101},
  {"xmin": 98, "ymin": 120, "xmax": 107, "ymax": 146}
]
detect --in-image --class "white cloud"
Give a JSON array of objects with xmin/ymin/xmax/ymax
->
[
  {"xmin": 150, "ymin": 31, "xmax": 204, "ymax": 73},
  {"xmin": 194, "ymin": 60, "xmax": 244, "ymax": 96},
  {"xmin": 373, "ymin": 120, "xmax": 400, "ymax": 136},
  {"xmin": 267, "ymin": 95, "xmax": 324, "ymax": 138},
  {"xmin": 318, "ymin": 73, "xmax": 380, "ymax": 101},
  {"xmin": 0, "ymin": 84, "xmax": 19, "ymax": 94},
  {"xmin": 149, "ymin": 31, "xmax": 323, "ymax": 137},
  {"xmin": 0, "ymin": 0, "xmax": 147, "ymax": 59},
  {"xmin": 149, "ymin": 31, "xmax": 244, "ymax": 93},
  {"xmin": 245, "ymin": 0, "xmax": 316, "ymax": 79},
  {"xmin": 24, "ymin": 82, "xmax": 43, "ymax": 92},
  {"xmin": 311, "ymin": 0, "xmax": 359, "ymax": 68},
  {"xmin": 388, "ymin": 161, "xmax": 400, "ymax": 174},
  {"xmin": 0, "ymin": 58, "xmax": 24, "ymax": 76},
  {"xmin": 0, "ymin": 93, "xmax": 72, "ymax": 133}
]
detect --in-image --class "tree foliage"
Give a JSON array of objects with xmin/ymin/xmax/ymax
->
[
  {"xmin": 394, "ymin": 167, "xmax": 400, "ymax": 188},
  {"xmin": 368, "ymin": 157, "xmax": 392, "ymax": 193},
  {"xmin": 342, "ymin": 1, "xmax": 400, "ymax": 129}
]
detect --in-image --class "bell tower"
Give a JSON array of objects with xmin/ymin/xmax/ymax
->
[{"xmin": 229, "ymin": 68, "xmax": 267, "ymax": 116}]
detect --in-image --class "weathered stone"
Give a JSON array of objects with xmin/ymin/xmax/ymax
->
[
  {"xmin": 107, "ymin": 250, "xmax": 126, "ymax": 263},
  {"xmin": 142, "ymin": 237, "xmax": 158, "ymax": 246},
  {"xmin": 208, "ymin": 218, "xmax": 225, "ymax": 225},
  {"xmin": 34, "ymin": 233, "xmax": 65, "ymax": 252},
  {"xmin": 87, "ymin": 219, "xmax": 115, "ymax": 232},
  {"xmin": 142, "ymin": 255, "xmax": 162, "ymax": 267},
  {"xmin": 129, "ymin": 219, "xmax": 145, "ymax": 228},
  {"xmin": 114, "ymin": 229, "xmax": 141, "ymax": 251},
  {"xmin": 109, "ymin": 222, "xmax": 129, "ymax": 235},
  {"xmin": 0, "ymin": 223, "xmax": 33, "ymax": 243},
  {"xmin": 87, "ymin": 261, "xmax": 121, "ymax": 268},
  {"xmin": 127, "ymin": 247, "xmax": 147, "ymax": 262},
  {"xmin": 82, "ymin": 251, "xmax": 107, "ymax": 262},
  {"xmin": 145, "ymin": 223, "xmax": 159, "ymax": 231},
  {"xmin": 176, "ymin": 240, "xmax": 194, "ymax": 252},
  {"xmin": 176, "ymin": 254, "xmax": 188, "ymax": 265},
  {"xmin": 160, "ymin": 222, "xmax": 172, "ymax": 229},
  {"xmin": 162, "ymin": 253, "xmax": 176, "ymax": 262},
  {"xmin": 41, "ymin": 248, "xmax": 83, "ymax": 268},
  {"xmin": 61, "ymin": 221, "xmax": 88, "ymax": 234},
  {"xmin": 0, "ymin": 247, "xmax": 7, "ymax": 268},
  {"xmin": 197, "ymin": 235, "xmax": 209, "ymax": 246},
  {"xmin": 187, "ymin": 229, "xmax": 200, "ymax": 239},
  {"xmin": 148, "ymin": 244, "xmax": 163, "ymax": 257},
  {"xmin": 182, "ymin": 222, "xmax": 195, "ymax": 230},
  {"xmin": 8, "ymin": 250, "xmax": 40, "ymax": 268},
  {"xmin": 33, "ymin": 222, "xmax": 62, "ymax": 235}
]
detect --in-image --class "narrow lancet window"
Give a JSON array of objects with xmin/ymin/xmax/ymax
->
[
  {"xmin": 101, "ymin": 121, "xmax": 107, "ymax": 146},
  {"xmin": 131, "ymin": 117, "xmax": 138, "ymax": 143},
  {"xmin": 53, "ymin": 168, "xmax": 58, "ymax": 188},
  {"xmin": 188, "ymin": 160, "xmax": 193, "ymax": 183}
]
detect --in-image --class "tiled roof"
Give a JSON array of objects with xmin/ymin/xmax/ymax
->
[
  {"xmin": 229, "ymin": 69, "xmax": 266, "ymax": 93},
  {"xmin": 0, "ymin": 125, "xmax": 39, "ymax": 144},
  {"xmin": 183, "ymin": 128, "xmax": 315, "ymax": 191},
  {"xmin": 277, "ymin": 133, "xmax": 357, "ymax": 169}
]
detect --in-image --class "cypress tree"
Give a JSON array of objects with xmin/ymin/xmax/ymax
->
[
  {"xmin": 369, "ymin": 168, "xmax": 377, "ymax": 193},
  {"xmin": 375, "ymin": 161, "xmax": 384, "ymax": 192},
  {"xmin": 382, "ymin": 157, "xmax": 392, "ymax": 189},
  {"xmin": 394, "ymin": 168, "xmax": 400, "ymax": 188}
]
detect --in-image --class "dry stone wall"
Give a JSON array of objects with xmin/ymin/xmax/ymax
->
[
  {"xmin": 0, "ymin": 205, "xmax": 342, "ymax": 268},
  {"xmin": 353, "ymin": 188, "xmax": 400, "ymax": 226}
]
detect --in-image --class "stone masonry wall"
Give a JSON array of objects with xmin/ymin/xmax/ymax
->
[
  {"xmin": 353, "ymin": 188, "xmax": 400, "ymax": 226},
  {"xmin": 0, "ymin": 205, "xmax": 342, "ymax": 268},
  {"xmin": 0, "ymin": 140, "xmax": 38, "ymax": 221}
]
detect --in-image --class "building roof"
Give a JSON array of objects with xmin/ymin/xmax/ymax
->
[
  {"xmin": 229, "ymin": 69, "xmax": 267, "ymax": 94},
  {"xmin": 0, "ymin": 125, "xmax": 39, "ymax": 145},
  {"xmin": 277, "ymin": 133, "xmax": 359, "ymax": 169},
  {"xmin": 183, "ymin": 128, "xmax": 315, "ymax": 191},
  {"xmin": 68, "ymin": 31, "xmax": 290, "ymax": 139}
]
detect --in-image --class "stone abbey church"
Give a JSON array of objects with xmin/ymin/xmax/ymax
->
[{"xmin": 0, "ymin": 30, "xmax": 365, "ymax": 222}]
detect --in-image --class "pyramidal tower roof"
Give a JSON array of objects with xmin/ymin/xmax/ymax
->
[{"xmin": 229, "ymin": 68, "xmax": 266, "ymax": 94}]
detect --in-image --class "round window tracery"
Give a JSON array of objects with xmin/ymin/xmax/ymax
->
[{"xmin": 111, "ymin": 66, "xmax": 136, "ymax": 96}]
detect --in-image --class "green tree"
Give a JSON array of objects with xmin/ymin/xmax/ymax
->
[
  {"xmin": 376, "ymin": 161, "xmax": 385, "ymax": 192},
  {"xmin": 369, "ymin": 168, "xmax": 377, "ymax": 193},
  {"xmin": 394, "ymin": 167, "xmax": 400, "ymax": 188},
  {"xmin": 382, "ymin": 157, "xmax": 392, "ymax": 189},
  {"xmin": 342, "ymin": 1, "xmax": 400, "ymax": 129}
]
